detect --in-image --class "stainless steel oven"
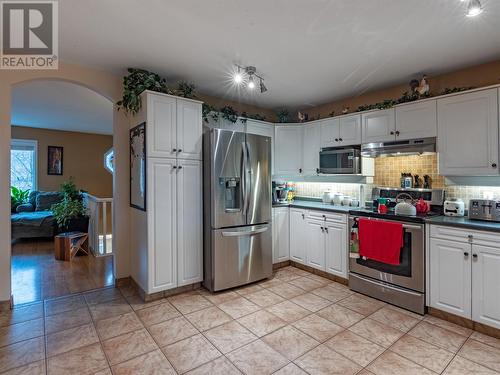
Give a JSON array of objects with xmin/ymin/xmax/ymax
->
[
  {"xmin": 348, "ymin": 215, "xmax": 425, "ymax": 314},
  {"xmin": 319, "ymin": 147, "xmax": 361, "ymax": 174}
]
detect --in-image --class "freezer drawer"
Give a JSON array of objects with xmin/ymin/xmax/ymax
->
[{"xmin": 211, "ymin": 223, "xmax": 272, "ymax": 291}]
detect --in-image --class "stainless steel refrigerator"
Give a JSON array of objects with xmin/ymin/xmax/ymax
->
[{"xmin": 203, "ymin": 127, "xmax": 272, "ymax": 292}]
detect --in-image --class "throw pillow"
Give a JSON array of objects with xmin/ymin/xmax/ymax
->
[
  {"xmin": 35, "ymin": 192, "xmax": 63, "ymax": 211},
  {"xmin": 16, "ymin": 203, "xmax": 35, "ymax": 213}
]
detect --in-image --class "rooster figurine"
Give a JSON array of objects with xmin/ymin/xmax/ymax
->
[{"xmin": 417, "ymin": 75, "xmax": 430, "ymax": 96}]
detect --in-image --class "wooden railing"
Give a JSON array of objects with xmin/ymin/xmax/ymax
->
[{"xmin": 83, "ymin": 193, "xmax": 113, "ymax": 256}]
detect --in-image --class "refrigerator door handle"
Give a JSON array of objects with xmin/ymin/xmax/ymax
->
[
  {"xmin": 221, "ymin": 227, "xmax": 269, "ymax": 237},
  {"xmin": 242, "ymin": 141, "xmax": 250, "ymax": 217}
]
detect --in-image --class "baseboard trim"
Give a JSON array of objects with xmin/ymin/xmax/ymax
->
[
  {"xmin": 130, "ymin": 277, "xmax": 201, "ymax": 303},
  {"xmin": 290, "ymin": 261, "xmax": 348, "ymax": 285},
  {"xmin": 0, "ymin": 296, "xmax": 13, "ymax": 312},
  {"xmin": 273, "ymin": 260, "xmax": 291, "ymax": 270},
  {"xmin": 428, "ymin": 307, "xmax": 500, "ymax": 339}
]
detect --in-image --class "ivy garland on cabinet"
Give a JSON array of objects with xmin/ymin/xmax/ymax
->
[
  {"xmin": 117, "ymin": 68, "xmax": 478, "ymax": 124},
  {"xmin": 117, "ymin": 68, "xmax": 268, "ymax": 123}
]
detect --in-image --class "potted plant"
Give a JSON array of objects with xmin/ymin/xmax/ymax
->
[
  {"xmin": 51, "ymin": 179, "xmax": 89, "ymax": 233},
  {"xmin": 10, "ymin": 186, "xmax": 30, "ymax": 213}
]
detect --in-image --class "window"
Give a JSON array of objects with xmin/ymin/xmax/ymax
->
[{"xmin": 11, "ymin": 139, "xmax": 37, "ymax": 191}]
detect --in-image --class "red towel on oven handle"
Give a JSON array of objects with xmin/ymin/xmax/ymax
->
[{"xmin": 358, "ymin": 218, "xmax": 403, "ymax": 265}]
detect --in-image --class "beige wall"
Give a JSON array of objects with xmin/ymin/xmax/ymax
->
[
  {"xmin": 305, "ymin": 59, "xmax": 500, "ymax": 119},
  {"xmin": 11, "ymin": 126, "xmax": 113, "ymax": 197}
]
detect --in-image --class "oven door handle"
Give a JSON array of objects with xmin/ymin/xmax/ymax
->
[{"xmin": 402, "ymin": 224, "xmax": 423, "ymax": 231}]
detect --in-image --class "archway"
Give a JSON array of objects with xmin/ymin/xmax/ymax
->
[
  {"xmin": 10, "ymin": 79, "xmax": 115, "ymax": 304},
  {"xmin": 0, "ymin": 63, "xmax": 130, "ymax": 306}
]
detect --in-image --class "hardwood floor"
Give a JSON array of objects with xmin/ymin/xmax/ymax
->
[{"xmin": 11, "ymin": 239, "xmax": 114, "ymax": 305}]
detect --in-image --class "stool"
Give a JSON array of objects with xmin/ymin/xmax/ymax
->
[{"xmin": 54, "ymin": 231, "xmax": 89, "ymax": 261}]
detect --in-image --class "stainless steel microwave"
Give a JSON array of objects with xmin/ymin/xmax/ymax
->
[{"xmin": 319, "ymin": 147, "xmax": 361, "ymax": 174}]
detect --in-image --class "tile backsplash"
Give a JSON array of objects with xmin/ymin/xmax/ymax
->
[{"xmin": 373, "ymin": 154, "xmax": 444, "ymax": 188}]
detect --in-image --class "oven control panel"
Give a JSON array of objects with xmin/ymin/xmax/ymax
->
[{"xmin": 469, "ymin": 199, "xmax": 500, "ymax": 222}]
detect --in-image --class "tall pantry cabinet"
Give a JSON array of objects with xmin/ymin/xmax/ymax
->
[{"xmin": 130, "ymin": 91, "xmax": 203, "ymax": 295}]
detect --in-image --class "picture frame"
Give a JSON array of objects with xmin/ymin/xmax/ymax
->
[
  {"xmin": 130, "ymin": 122, "xmax": 146, "ymax": 211},
  {"xmin": 47, "ymin": 146, "xmax": 63, "ymax": 175}
]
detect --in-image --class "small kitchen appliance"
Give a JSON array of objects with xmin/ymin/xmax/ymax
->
[
  {"xmin": 469, "ymin": 199, "xmax": 500, "ymax": 222},
  {"xmin": 319, "ymin": 147, "xmax": 361, "ymax": 174},
  {"xmin": 444, "ymin": 199, "xmax": 465, "ymax": 217},
  {"xmin": 272, "ymin": 181, "xmax": 288, "ymax": 204}
]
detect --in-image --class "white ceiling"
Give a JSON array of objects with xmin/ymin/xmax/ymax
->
[
  {"xmin": 59, "ymin": 0, "xmax": 500, "ymax": 110},
  {"xmin": 12, "ymin": 80, "xmax": 113, "ymax": 135}
]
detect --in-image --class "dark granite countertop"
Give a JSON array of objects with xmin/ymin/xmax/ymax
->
[
  {"xmin": 426, "ymin": 215, "xmax": 500, "ymax": 233},
  {"xmin": 272, "ymin": 199, "xmax": 354, "ymax": 214}
]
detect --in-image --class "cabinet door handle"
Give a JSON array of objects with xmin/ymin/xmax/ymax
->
[
  {"xmin": 324, "ymin": 227, "xmax": 328, "ymax": 233},
  {"xmin": 492, "ymin": 163, "xmax": 497, "ymax": 168},
  {"xmin": 172, "ymin": 166, "xmax": 177, "ymax": 169},
  {"xmin": 395, "ymin": 130, "xmax": 400, "ymax": 136},
  {"xmin": 320, "ymin": 226, "xmax": 324, "ymax": 232},
  {"xmin": 464, "ymin": 252, "xmax": 469, "ymax": 257},
  {"xmin": 178, "ymin": 165, "xmax": 183, "ymax": 169},
  {"xmin": 334, "ymin": 138, "xmax": 339, "ymax": 142},
  {"xmin": 467, "ymin": 234, "xmax": 473, "ymax": 243},
  {"xmin": 390, "ymin": 131, "xmax": 395, "ymax": 135},
  {"xmin": 172, "ymin": 148, "xmax": 177, "ymax": 152},
  {"xmin": 177, "ymin": 149, "xmax": 182, "ymax": 153},
  {"xmin": 299, "ymin": 168, "xmax": 303, "ymax": 173},
  {"xmin": 339, "ymin": 138, "xmax": 343, "ymax": 142},
  {"xmin": 473, "ymin": 254, "xmax": 478, "ymax": 259},
  {"xmin": 301, "ymin": 213, "xmax": 305, "ymax": 219}
]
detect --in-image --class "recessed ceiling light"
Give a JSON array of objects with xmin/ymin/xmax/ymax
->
[{"xmin": 466, "ymin": 0, "xmax": 483, "ymax": 17}]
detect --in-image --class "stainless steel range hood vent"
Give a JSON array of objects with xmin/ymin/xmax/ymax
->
[{"xmin": 361, "ymin": 137, "xmax": 436, "ymax": 157}]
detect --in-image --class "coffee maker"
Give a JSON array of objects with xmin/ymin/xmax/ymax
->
[{"xmin": 272, "ymin": 181, "xmax": 288, "ymax": 204}]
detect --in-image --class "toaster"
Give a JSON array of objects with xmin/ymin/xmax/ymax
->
[
  {"xmin": 444, "ymin": 199, "xmax": 465, "ymax": 217},
  {"xmin": 469, "ymin": 199, "xmax": 500, "ymax": 222}
]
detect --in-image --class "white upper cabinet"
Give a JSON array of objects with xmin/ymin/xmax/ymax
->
[
  {"xmin": 325, "ymin": 222, "xmax": 347, "ymax": 278},
  {"xmin": 176, "ymin": 159, "xmax": 203, "ymax": 287},
  {"xmin": 472, "ymin": 243, "xmax": 500, "ymax": 329},
  {"xmin": 275, "ymin": 125, "xmax": 303, "ymax": 175},
  {"xmin": 147, "ymin": 94, "xmax": 177, "ymax": 158},
  {"xmin": 145, "ymin": 92, "xmax": 202, "ymax": 160},
  {"xmin": 320, "ymin": 115, "xmax": 361, "ymax": 148},
  {"xmin": 395, "ymin": 100, "xmax": 437, "ymax": 141},
  {"xmin": 177, "ymin": 100, "xmax": 202, "ymax": 160},
  {"xmin": 302, "ymin": 123, "xmax": 321, "ymax": 175},
  {"xmin": 338, "ymin": 114, "xmax": 362, "ymax": 146},
  {"xmin": 437, "ymin": 88, "xmax": 499, "ymax": 176},
  {"xmin": 429, "ymin": 237, "xmax": 472, "ymax": 319},
  {"xmin": 361, "ymin": 109, "xmax": 396, "ymax": 143},
  {"xmin": 320, "ymin": 118, "xmax": 340, "ymax": 148}
]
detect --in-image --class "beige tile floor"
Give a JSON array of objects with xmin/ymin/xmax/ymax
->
[{"xmin": 1, "ymin": 266, "xmax": 500, "ymax": 374}]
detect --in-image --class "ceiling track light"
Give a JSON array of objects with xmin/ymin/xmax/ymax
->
[
  {"xmin": 233, "ymin": 64, "xmax": 268, "ymax": 93},
  {"xmin": 465, "ymin": 0, "xmax": 483, "ymax": 17}
]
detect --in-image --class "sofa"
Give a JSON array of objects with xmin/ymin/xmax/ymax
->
[{"xmin": 11, "ymin": 191, "xmax": 63, "ymax": 241}]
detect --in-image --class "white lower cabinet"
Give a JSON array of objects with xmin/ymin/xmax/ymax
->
[
  {"xmin": 146, "ymin": 158, "xmax": 203, "ymax": 293},
  {"xmin": 429, "ymin": 225, "xmax": 500, "ymax": 329},
  {"xmin": 176, "ymin": 159, "xmax": 203, "ymax": 287},
  {"xmin": 325, "ymin": 223, "xmax": 347, "ymax": 278},
  {"xmin": 290, "ymin": 208, "xmax": 307, "ymax": 264},
  {"xmin": 288, "ymin": 207, "xmax": 347, "ymax": 276},
  {"xmin": 305, "ymin": 220, "xmax": 326, "ymax": 271},
  {"xmin": 429, "ymin": 238, "xmax": 471, "ymax": 318},
  {"xmin": 272, "ymin": 207, "xmax": 290, "ymax": 264},
  {"xmin": 472, "ymin": 244, "xmax": 500, "ymax": 329}
]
